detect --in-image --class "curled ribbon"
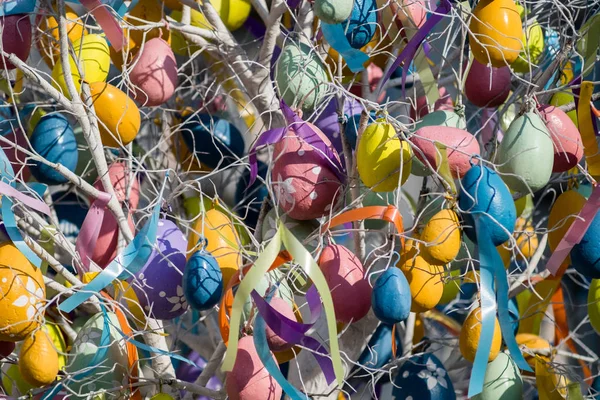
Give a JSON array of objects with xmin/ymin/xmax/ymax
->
[{"xmin": 321, "ymin": 23, "xmax": 369, "ymax": 73}]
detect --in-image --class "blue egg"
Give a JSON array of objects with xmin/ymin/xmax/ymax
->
[
  {"xmin": 459, "ymin": 164, "xmax": 516, "ymax": 246},
  {"xmin": 372, "ymin": 268, "xmax": 411, "ymax": 325},
  {"xmin": 393, "ymin": 353, "xmax": 456, "ymax": 400},
  {"xmin": 183, "ymin": 250, "xmax": 223, "ymax": 311},
  {"xmin": 181, "ymin": 114, "xmax": 245, "ymax": 169},
  {"xmin": 344, "ymin": 0, "xmax": 377, "ymax": 49},
  {"xmin": 234, "ymin": 161, "xmax": 269, "ymax": 228},
  {"xmin": 52, "ymin": 190, "xmax": 88, "ymax": 243},
  {"xmin": 591, "ymin": 374, "xmax": 600, "ymax": 398},
  {"xmin": 0, "ymin": 108, "xmax": 14, "ymax": 136},
  {"xmin": 29, "ymin": 114, "xmax": 78, "ymax": 185},
  {"xmin": 571, "ymin": 212, "xmax": 600, "ymax": 279}
]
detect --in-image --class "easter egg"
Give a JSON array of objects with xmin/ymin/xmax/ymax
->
[
  {"xmin": 469, "ymin": 0, "xmax": 522, "ymax": 67},
  {"xmin": 226, "ymin": 336, "xmax": 282, "ymax": 400},
  {"xmin": 130, "ymin": 38, "xmax": 178, "ymax": 107},
  {"xmin": 211, "ymin": 0, "xmax": 251, "ymax": 31},
  {"xmin": 357, "ymin": 122, "xmax": 412, "ymax": 192},
  {"xmin": 392, "ymin": 353, "xmax": 456, "ymax": 400},
  {"xmin": 547, "ymin": 190, "xmax": 585, "ymax": 269},
  {"xmin": 550, "ymin": 91, "xmax": 578, "ymax": 127},
  {"xmin": 472, "ymin": 352, "xmax": 523, "ymax": 400},
  {"xmin": 538, "ymin": 105, "xmax": 583, "ymax": 172},
  {"xmin": 18, "ymin": 330, "xmax": 59, "ymax": 387},
  {"xmin": 0, "ymin": 243, "xmax": 45, "ymax": 342},
  {"xmin": 399, "ymin": 254, "xmax": 444, "ymax": 313},
  {"xmin": 459, "ymin": 307, "xmax": 502, "ymax": 363},
  {"xmin": 588, "ymin": 279, "xmax": 600, "ymax": 334},
  {"xmin": 52, "ymin": 34, "xmax": 110, "ymax": 97},
  {"xmin": 125, "ymin": 0, "xmax": 171, "ymax": 50},
  {"xmin": 180, "ymin": 114, "xmax": 245, "ymax": 169},
  {"xmin": 515, "ymin": 333, "xmax": 551, "ymax": 369},
  {"xmin": 377, "ymin": 0, "xmax": 427, "ymax": 43},
  {"xmin": 0, "ymin": 341, "xmax": 14, "ymax": 359},
  {"xmin": 343, "ymin": 0, "xmax": 377, "ymax": 49},
  {"xmin": 29, "ymin": 113, "xmax": 78, "ymax": 185},
  {"xmin": 90, "ymin": 211, "xmax": 136, "ymax": 269},
  {"xmin": 420, "ymin": 209, "xmax": 461, "ymax": 265},
  {"xmin": 464, "ymin": 59, "xmax": 511, "ymax": 107},
  {"xmin": 411, "ymin": 87, "xmax": 454, "ymax": 121},
  {"xmin": 439, "ymin": 269, "xmax": 461, "ymax": 305},
  {"xmin": 313, "ymin": 0, "xmax": 352, "ymax": 24},
  {"xmin": 571, "ymin": 211, "xmax": 600, "ymax": 279},
  {"xmin": 512, "ymin": 22, "xmax": 544, "ymax": 73},
  {"xmin": 183, "ymin": 250, "xmax": 223, "ymax": 311},
  {"xmin": 372, "ymin": 267, "xmax": 411, "ymax": 324},
  {"xmin": 188, "ymin": 208, "xmax": 241, "ymax": 287},
  {"xmin": 276, "ymin": 40, "xmax": 329, "ymax": 112},
  {"xmin": 0, "ymin": 14, "xmax": 31, "ymax": 70},
  {"xmin": 36, "ymin": 5, "xmax": 87, "ymax": 68},
  {"xmin": 410, "ymin": 126, "xmax": 481, "ymax": 179},
  {"xmin": 355, "ymin": 323, "xmax": 399, "ymax": 372},
  {"xmin": 45, "ymin": 322, "xmax": 67, "ymax": 370},
  {"xmin": 170, "ymin": 9, "xmax": 208, "ymax": 55},
  {"xmin": 265, "ymin": 297, "xmax": 296, "ymax": 351},
  {"xmin": 235, "ymin": 162, "xmax": 269, "ymax": 228},
  {"xmin": 459, "ymin": 165, "xmax": 516, "ymax": 246},
  {"xmin": 93, "ymin": 162, "xmax": 141, "ymax": 209},
  {"xmin": 271, "ymin": 124, "xmax": 343, "ymax": 220},
  {"xmin": 319, "ymin": 244, "xmax": 371, "ymax": 323},
  {"xmin": 414, "ymin": 110, "xmax": 467, "ymax": 132}
]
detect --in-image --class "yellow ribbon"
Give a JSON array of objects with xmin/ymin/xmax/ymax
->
[{"xmin": 577, "ymin": 81, "xmax": 600, "ymax": 179}]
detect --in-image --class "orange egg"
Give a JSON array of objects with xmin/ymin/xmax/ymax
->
[
  {"xmin": 126, "ymin": 0, "xmax": 171, "ymax": 48},
  {"xmin": 36, "ymin": 5, "xmax": 87, "ymax": 68}
]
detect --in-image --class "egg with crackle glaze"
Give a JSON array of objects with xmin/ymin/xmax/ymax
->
[
  {"xmin": 183, "ymin": 250, "xmax": 223, "ymax": 311},
  {"xmin": 372, "ymin": 267, "xmax": 411, "ymax": 324}
]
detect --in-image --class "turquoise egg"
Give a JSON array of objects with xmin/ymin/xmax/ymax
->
[
  {"xmin": 459, "ymin": 164, "xmax": 516, "ymax": 246},
  {"xmin": 372, "ymin": 268, "xmax": 411, "ymax": 324},
  {"xmin": 393, "ymin": 353, "xmax": 456, "ymax": 400},
  {"xmin": 571, "ymin": 212, "xmax": 600, "ymax": 279},
  {"xmin": 344, "ymin": 0, "xmax": 377, "ymax": 49},
  {"xmin": 30, "ymin": 114, "xmax": 78, "ymax": 185},
  {"xmin": 496, "ymin": 112, "xmax": 554, "ymax": 194},
  {"xmin": 183, "ymin": 250, "xmax": 223, "ymax": 311},
  {"xmin": 472, "ymin": 353, "xmax": 523, "ymax": 400},
  {"xmin": 353, "ymin": 323, "xmax": 401, "ymax": 374}
]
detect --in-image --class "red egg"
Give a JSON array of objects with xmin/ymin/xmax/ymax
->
[
  {"xmin": 130, "ymin": 38, "xmax": 178, "ymax": 107},
  {"xmin": 411, "ymin": 87, "xmax": 453, "ymax": 121},
  {"xmin": 0, "ymin": 14, "xmax": 31, "ymax": 70},
  {"xmin": 93, "ymin": 162, "xmax": 140, "ymax": 209},
  {"xmin": 265, "ymin": 297, "xmax": 296, "ymax": 352},
  {"xmin": 410, "ymin": 126, "xmax": 481, "ymax": 178},
  {"xmin": 538, "ymin": 104, "xmax": 584, "ymax": 172},
  {"xmin": 2, "ymin": 129, "xmax": 31, "ymax": 181},
  {"xmin": 318, "ymin": 244, "xmax": 371, "ymax": 324},
  {"xmin": 91, "ymin": 211, "xmax": 135, "ymax": 268},
  {"xmin": 464, "ymin": 59, "xmax": 511, "ymax": 108}
]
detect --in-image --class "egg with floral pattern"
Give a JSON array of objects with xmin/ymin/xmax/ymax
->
[{"xmin": 393, "ymin": 353, "xmax": 456, "ymax": 400}]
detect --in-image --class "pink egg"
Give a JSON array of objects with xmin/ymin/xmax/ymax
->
[
  {"xmin": 464, "ymin": 59, "xmax": 511, "ymax": 108},
  {"xmin": 226, "ymin": 336, "xmax": 282, "ymax": 400},
  {"xmin": 265, "ymin": 297, "xmax": 296, "ymax": 352},
  {"xmin": 92, "ymin": 211, "xmax": 135, "ymax": 268},
  {"xmin": 411, "ymin": 87, "xmax": 453, "ymax": 121},
  {"xmin": 410, "ymin": 126, "xmax": 481, "ymax": 178},
  {"xmin": 93, "ymin": 162, "xmax": 140, "ymax": 209},
  {"xmin": 271, "ymin": 123, "xmax": 343, "ymax": 220},
  {"xmin": 406, "ymin": 0, "xmax": 427, "ymax": 27},
  {"xmin": 318, "ymin": 244, "xmax": 371, "ymax": 324},
  {"xmin": 0, "ymin": 14, "xmax": 31, "ymax": 70},
  {"xmin": 538, "ymin": 104, "xmax": 583, "ymax": 172},
  {"xmin": 349, "ymin": 64, "xmax": 387, "ymax": 103},
  {"xmin": 130, "ymin": 38, "xmax": 178, "ymax": 107},
  {"xmin": 2, "ymin": 129, "xmax": 31, "ymax": 181}
]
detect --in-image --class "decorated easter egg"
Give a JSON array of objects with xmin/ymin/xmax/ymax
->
[
  {"xmin": 459, "ymin": 307, "xmax": 502, "ymax": 363},
  {"xmin": 272, "ymin": 123, "xmax": 343, "ymax": 220},
  {"xmin": 211, "ymin": 0, "xmax": 251, "ymax": 31},
  {"xmin": 276, "ymin": 40, "xmax": 329, "ymax": 112},
  {"xmin": 420, "ymin": 209, "xmax": 461, "ymax": 265},
  {"xmin": 125, "ymin": 0, "xmax": 171, "ymax": 50},
  {"xmin": 512, "ymin": 21, "xmax": 544, "ymax": 73},
  {"xmin": 89, "ymin": 82, "xmax": 141, "ymax": 148},
  {"xmin": 319, "ymin": 244, "xmax": 371, "ymax": 323},
  {"xmin": 343, "ymin": 0, "xmax": 377, "ymax": 48},
  {"xmin": 314, "ymin": 0, "xmax": 352, "ymax": 24},
  {"xmin": 354, "ymin": 323, "xmax": 399, "ymax": 372},
  {"xmin": 550, "ymin": 91, "xmax": 578, "ymax": 127},
  {"xmin": 52, "ymin": 34, "xmax": 110, "ymax": 96},
  {"xmin": 180, "ymin": 114, "xmax": 245, "ymax": 169},
  {"xmin": 372, "ymin": 267, "xmax": 411, "ymax": 324},
  {"xmin": 0, "ymin": 243, "xmax": 45, "ymax": 342},
  {"xmin": 0, "ymin": 14, "xmax": 31, "ymax": 70},
  {"xmin": 472, "ymin": 352, "xmax": 523, "ymax": 400},
  {"xmin": 36, "ymin": 5, "xmax": 87, "ymax": 68},
  {"xmin": 459, "ymin": 165, "xmax": 516, "ymax": 246},
  {"xmin": 469, "ymin": 0, "xmax": 522, "ymax": 67},
  {"xmin": 464, "ymin": 59, "xmax": 511, "ymax": 107},
  {"xmin": 515, "ymin": 333, "xmax": 551, "ymax": 369},
  {"xmin": 392, "ymin": 353, "xmax": 456, "ymax": 400},
  {"xmin": 547, "ymin": 190, "xmax": 585, "ymax": 269},
  {"xmin": 538, "ymin": 105, "xmax": 583, "ymax": 172},
  {"xmin": 18, "ymin": 330, "xmax": 59, "ymax": 387},
  {"xmin": 265, "ymin": 296, "xmax": 296, "ymax": 351},
  {"xmin": 130, "ymin": 38, "xmax": 178, "ymax": 107},
  {"xmin": 170, "ymin": 9, "xmax": 208, "ymax": 55},
  {"xmin": 30, "ymin": 114, "xmax": 78, "ymax": 185},
  {"xmin": 399, "ymin": 253, "xmax": 444, "ymax": 313},
  {"xmin": 571, "ymin": 211, "xmax": 600, "ymax": 279},
  {"xmin": 410, "ymin": 126, "xmax": 481, "ymax": 179},
  {"xmin": 183, "ymin": 250, "xmax": 223, "ymax": 311},
  {"xmin": 357, "ymin": 121, "xmax": 412, "ymax": 192},
  {"xmin": 188, "ymin": 208, "xmax": 242, "ymax": 287},
  {"xmin": 226, "ymin": 336, "xmax": 282, "ymax": 400}
]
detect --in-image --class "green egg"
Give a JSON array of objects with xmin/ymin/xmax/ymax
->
[{"xmin": 472, "ymin": 352, "xmax": 523, "ymax": 400}]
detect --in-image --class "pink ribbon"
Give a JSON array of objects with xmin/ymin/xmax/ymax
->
[
  {"xmin": 75, "ymin": 191, "xmax": 112, "ymax": 273},
  {"xmin": 0, "ymin": 181, "xmax": 51, "ymax": 216},
  {"xmin": 79, "ymin": 0, "xmax": 126, "ymax": 51}
]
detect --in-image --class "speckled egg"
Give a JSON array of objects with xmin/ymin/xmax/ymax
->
[
  {"xmin": 459, "ymin": 307, "xmax": 502, "ymax": 363},
  {"xmin": 372, "ymin": 267, "xmax": 411, "ymax": 324},
  {"xmin": 571, "ymin": 211, "xmax": 600, "ymax": 279},
  {"xmin": 319, "ymin": 244, "xmax": 371, "ymax": 323},
  {"xmin": 465, "ymin": 59, "xmax": 511, "ymax": 107},
  {"xmin": 183, "ymin": 250, "xmax": 223, "ymax": 311},
  {"xmin": 0, "ymin": 14, "xmax": 31, "ymax": 70},
  {"xmin": 18, "ymin": 330, "xmax": 59, "ymax": 387},
  {"xmin": 538, "ymin": 104, "xmax": 583, "ymax": 172},
  {"xmin": 344, "ymin": 0, "xmax": 377, "ymax": 49},
  {"xmin": 272, "ymin": 124, "xmax": 343, "ymax": 220},
  {"xmin": 472, "ymin": 352, "xmax": 523, "ymax": 400},
  {"xmin": 130, "ymin": 38, "xmax": 178, "ymax": 107},
  {"xmin": 392, "ymin": 353, "xmax": 456, "ymax": 400}
]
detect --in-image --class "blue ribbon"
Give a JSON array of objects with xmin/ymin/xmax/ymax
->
[
  {"xmin": 0, "ymin": 0, "xmax": 36, "ymax": 16},
  {"xmin": 321, "ymin": 23, "xmax": 368, "ymax": 73}
]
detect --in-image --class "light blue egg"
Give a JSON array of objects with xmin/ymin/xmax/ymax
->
[
  {"xmin": 183, "ymin": 250, "xmax": 223, "ymax": 311},
  {"xmin": 344, "ymin": 0, "xmax": 377, "ymax": 49},
  {"xmin": 393, "ymin": 353, "xmax": 456, "ymax": 400},
  {"xmin": 372, "ymin": 268, "xmax": 411, "ymax": 324}
]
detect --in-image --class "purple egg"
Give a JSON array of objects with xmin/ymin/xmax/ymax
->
[
  {"xmin": 177, "ymin": 351, "xmax": 222, "ymax": 399},
  {"xmin": 130, "ymin": 219, "xmax": 189, "ymax": 320},
  {"xmin": 314, "ymin": 97, "xmax": 364, "ymax": 154},
  {"xmin": 0, "ymin": 14, "xmax": 31, "ymax": 70},
  {"xmin": 464, "ymin": 59, "xmax": 511, "ymax": 108}
]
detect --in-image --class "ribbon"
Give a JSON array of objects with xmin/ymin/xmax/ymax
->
[
  {"xmin": 321, "ymin": 23, "xmax": 368, "ymax": 73},
  {"xmin": 72, "ymin": 0, "xmax": 126, "ymax": 51},
  {"xmin": 0, "ymin": 0, "xmax": 36, "ymax": 16},
  {"xmin": 75, "ymin": 192, "xmax": 112, "ymax": 273},
  {"xmin": 578, "ymin": 81, "xmax": 600, "ymax": 176}
]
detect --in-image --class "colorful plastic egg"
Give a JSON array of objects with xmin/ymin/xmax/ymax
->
[
  {"xmin": 414, "ymin": 110, "xmax": 467, "ymax": 132},
  {"xmin": 130, "ymin": 38, "xmax": 178, "ymax": 107},
  {"xmin": 571, "ymin": 211, "xmax": 600, "ymax": 279},
  {"xmin": 357, "ymin": 121, "xmax": 412, "ymax": 192},
  {"xmin": 392, "ymin": 353, "xmax": 456, "ymax": 400},
  {"xmin": 459, "ymin": 165, "xmax": 516, "ymax": 246},
  {"xmin": 29, "ymin": 114, "xmax": 78, "ymax": 185},
  {"xmin": 420, "ymin": 209, "xmax": 461, "ymax": 265},
  {"xmin": 399, "ymin": 254, "xmax": 444, "ymax": 313},
  {"xmin": 319, "ymin": 244, "xmax": 371, "ymax": 323},
  {"xmin": 183, "ymin": 250, "xmax": 223, "ymax": 311},
  {"xmin": 512, "ymin": 21, "xmax": 544, "ymax": 73},
  {"xmin": 180, "ymin": 114, "xmax": 245, "ymax": 169},
  {"xmin": 459, "ymin": 307, "xmax": 502, "ymax": 363},
  {"xmin": 550, "ymin": 91, "xmax": 578, "ymax": 127},
  {"xmin": 515, "ymin": 333, "xmax": 551, "ymax": 369},
  {"xmin": 464, "ymin": 59, "xmax": 511, "ymax": 107},
  {"xmin": 538, "ymin": 105, "xmax": 583, "ymax": 172},
  {"xmin": 18, "ymin": 330, "xmax": 59, "ymax": 387},
  {"xmin": 469, "ymin": 0, "xmax": 523, "ymax": 67},
  {"xmin": 372, "ymin": 267, "xmax": 411, "ymax": 324},
  {"xmin": 314, "ymin": 0, "xmax": 352, "ymax": 24},
  {"xmin": 472, "ymin": 352, "xmax": 523, "ymax": 400},
  {"xmin": 36, "ymin": 5, "xmax": 87, "ymax": 68},
  {"xmin": 93, "ymin": 161, "xmax": 141, "ymax": 209},
  {"xmin": 226, "ymin": 336, "xmax": 282, "ymax": 400},
  {"xmin": 343, "ymin": 0, "xmax": 377, "ymax": 49},
  {"xmin": 0, "ymin": 14, "xmax": 31, "ymax": 70}
]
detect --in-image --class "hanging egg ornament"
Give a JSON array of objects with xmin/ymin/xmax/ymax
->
[
  {"xmin": 571, "ymin": 211, "xmax": 600, "ymax": 279},
  {"xmin": 124, "ymin": 0, "xmax": 171, "ymax": 50},
  {"xmin": 515, "ymin": 333, "xmax": 551, "ymax": 369},
  {"xmin": 420, "ymin": 209, "xmax": 461, "ymax": 265},
  {"xmin": 130, "ymin": 38, "xmax": 178, "ymax": 107},
  {"xmin": 183, "ymin": 250, "xmax": 223, "ymax": 311},
  {"xmin": 459, "ymin": 307, "xmax": 502, "ymax": 363},
  {"xmin": 372, "ymin": 267, "xmax": 411, "ymax": 324},
  {"xmin": 343, "ymin": 0, "xmax": 377, "ymax": 49},
  {"xmin": 464, "ymin": 59, "xmax": 511, "ymax": 107},
  {"xmin": 588, "ymin": 279, "xmax": 600, "ymax": 334},
  {"xmin": 29, "ymin": 114, "xmax": 78, "ymax": 185},
  {"xmin": 377, "ymin": 0, "xmax": 427, "ymax": 44},
  {"xmin": 211, "ymin": 0, "xmax": 251, "ymax": 31},
  {"xmin": 511, "ymin": 21, "xmax": 544, "ymax": 73},
  {"xmin": 0, "ymin": 14, "xmax": 32, "ymax": 70},
  {"xmin": 36, "ymin": 5, "xmax": 87, "ymax": 68},
  {"xmin": 392, "ymin": 353, "xmax": 456, "ymax": 400},
  {"xmin": 319, "ymin": 244, "xmax": 372, "ymax": 323},
  {"xmin": 357, "ymin": 121, "xmax": 412, "ymax": 192},
  {"xmin": 265, "ymin": 297, "xmax": 297, "ymax": 351},
  {"xmin": 88, "ymin": 82, "xmax": 141, "ymax": 148},
  {"xmin": 469, "ymin": 0, "xmax": 523, "ymax": 67},
  {"xmin": 399, "ymin": 253, "xmax": 444, "ymax": 313},
  {"xmin": 170, "ymin": 9, "xmax": 209, "ymax": 55},
  {"xmin": 538, "ymin": 105, "xmax": 583, "ymax": 172},
  {"xmin": 18, "ymin": 330, "xmax": 60, "ymax": 387},
  {"xmin": 471, "ymin": 352, "xmax": 523, "ymax": 400},
  {"xmin": 313, "ymin": 0, "xmax": 353, "ymax": 24}
]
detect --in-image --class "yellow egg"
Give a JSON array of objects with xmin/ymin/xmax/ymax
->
[
  {"xmin": 398, "ymin": 255, "xmax": 444, "ymax": 313},
  {"xmin": 18, "ymin": 330, "xmax": 60, "ymax": 387},
  {"xmin": 210, "ymin": 0, "xmax": 251, "ymax": 31},
  {"xmin": 516, "ymin": 333, "xmax": 551, "ymax": 370},
  {"xmin": 188, "ymin": 208, "xmax": 242, "ymax": 287},
  {"xmin": 511, "ymin": 21, "xmax": 544, "ymax": 73},
  {"xmin": 550, "ymin": 91, "xmax": 578, "ymax": 127},
  {"xmin": 357, "ymin": 121, "xmax": 412, "ymax": 192},
  {"xmin": 89, "ymin": 82, "xmax": 141, "ymax": 148},
  {"xmin": 37, "ymin": 5, "xmax": 88, "ymax": 68},
  {"xmin": 469, "ymin": 0, "xmax": 523, "ymax": 67},
  {"xmin": 420, "ymin": 209, "xmax": 461, "ymax": 265},
  {"xmin": 170, "ymin": 9, "xmax": 209, "ymax": 55},
  {"xmin": 535, "ymin": 358, "xmax": 569, "ymax": 400},
  {"xmin": 439, "ymin": 269, "xmax": 461, "ymax": 305},
  {"xmin": 459, "ymin": 307, "xmax": 502, "ymax": 363},
  {"xmin": 125, "ymin": 0, "xmax": 171, "ymax": 48},
  {"xmin": 547, "ymin": 190, "xmax": 586, "ymax": 267},
  {"xmin": 589, "ymin": 279, "xmax": 600, "ymax": 334},
  {"xmin": 0, "ymin": 243, "xmax": 45, "ymax": 342},
  {"xmin": 51, "ymin": 34, "xmax": 110, "ymax": 97},
  {"xmin": 45, "ymin": 322, "xmax": 67, "ymax": 370},
  {"xmin": 515, "ymin": 218, "xmax": 538, "ymax": 259}
]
